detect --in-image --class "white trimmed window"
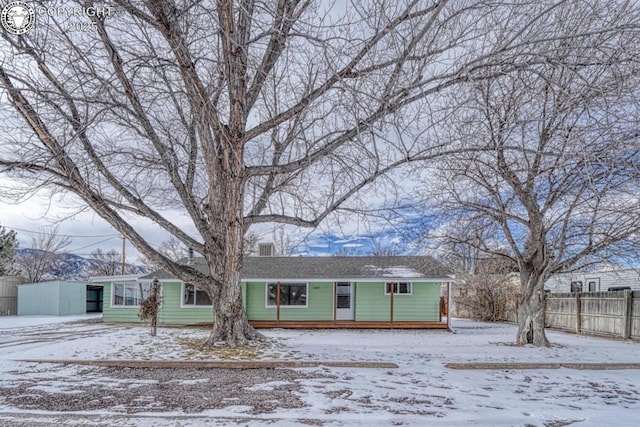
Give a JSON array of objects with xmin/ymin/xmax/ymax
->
[
  {"xmin": 385, "ymin": 282, "xmax": 412, "ymax": 295},
  {"xmin": 267, "ymin": 283, "xmax": 307, "ymax": 306},
  {"xmin": 183, "ymin": 283, "xmax": 212, "ymax": 306},
  {"xmin": 113, "ymin": 281, "xmax": 158, "ymax": 307}
]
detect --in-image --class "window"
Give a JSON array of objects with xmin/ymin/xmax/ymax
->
[
  {"xmin": 267, "ymin": 283, "xmax": 307, "ymax": 306},
  {"xmin": 183, "ymin": 283, "xmax": 212, "ymax": 306},
  {"xmin": 385, "ymin": 282, "xmax": 412, "ymax": 295},
  {"xmin": 570, "ymin": 281, "xmax": 583, "ymax": 293},
  {"xmin": 113, "ymin": 281, "xmax": 158, "ymax": 307},
  {"xmin": 586, "ymin": 278, "xmax": 600, "ymax": 292}
]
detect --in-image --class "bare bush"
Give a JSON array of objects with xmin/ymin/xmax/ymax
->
[{"xmin": 457, "ymin": 274, "xmax": 516, "ymax": 322}]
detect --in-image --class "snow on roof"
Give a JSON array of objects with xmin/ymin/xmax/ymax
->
[{"xmin": 362, "ymin": 265, "xmax": 424, "ymax": 278}]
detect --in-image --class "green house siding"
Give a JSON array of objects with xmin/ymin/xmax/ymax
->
[
  {"xmin": 354, "ymin": 282, "xmax": 390, "ymax": 321},
  {"xmin": 101, "ymin": 282, "xmax": 142, "ymax": 323},
  {"xmin": 241, "ymin": 282, "xmax": 247, "ymax": 306},
  {"xmin": 245, "ymin": 282, "xmax": 275, "ymax": 320},
  {"xmin": 393, "ymin": 282, "xmax": 440, "ymax": 321},
  {"xmin": 100, "ymin": 278, "xmax": 441, "ymax": 324},
  {"xmin": 158, "ymin": 282, "xmax": 214, "ymax": 325},
  {"xmin": 245, "ymin": 281, "xmax": 334, "ymax": 321},
  {"xmin": 354, "ymin": 281, "xmax": 440, "ymax": 322},
  {"xmin": 102, "ymin": 281, "xmax": 215, "ymax": 324}
]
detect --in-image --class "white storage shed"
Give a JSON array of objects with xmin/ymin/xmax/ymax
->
[{"xmin": 17, "ymin": 280, "xmax": 88, "ymax": 316}]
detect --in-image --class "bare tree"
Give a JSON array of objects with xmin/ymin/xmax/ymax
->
[
  {"xmin": 157, "ymin": 237, "xmax": 188, "ymax": 262},
  {"xmin": 272, "ymin": 228, "xmax": 295, "ymax": 256},
  {"xmin": 433, "ymin": 226, "xmax": 518, "ymax": 276},
  {"xmin": 139, "ymin": 236, "xmax": 189, "ymax": 270},
  {"xmin": 331, "ymin": 246, "xmax": 360, "ymax": 257},
  {"xmin": 369, "ymin": 238, "xmax": 402, "ymax": 257},
  {"xmin": 14, "ymin": 227, "xmax": 72, "ymax": 283},
  {"xmin": 243, "ymin": 231, "xmax": 260, "ymax": 256},
  {"xmin": 88, "ymin": 248, "xmax": 134, "ymax": 277},
  {"xmin": 1, "ymin": 1, "xmax": 628, "ymax": 344},
  {"xmin": 430, "ymin": 222, "xmax": 491, "ymax": 275},
  {"xmin": 426, "ymin": 2, "xmax": 640, "ymax": 345}
]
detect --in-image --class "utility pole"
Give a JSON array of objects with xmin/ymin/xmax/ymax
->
[{"xmin": 121, "ymin": 236, "xmax": 126, "ymax": 274}]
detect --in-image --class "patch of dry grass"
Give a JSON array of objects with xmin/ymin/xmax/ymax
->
[{"xmin": 177, "ymin": 337, "xmax": 268, "ymax": 360}]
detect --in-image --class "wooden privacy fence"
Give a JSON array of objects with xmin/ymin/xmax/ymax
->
[
  {"xmin": 545, "ymin": 291, "xmax": 639, "ymax": 340},
  {"xmin": 452, "ymin": 290, "xmax": 640, "ymax": 340},
  {"xmin": 0, "ymin": 276, "xmax": 24, "ymax": 316}
]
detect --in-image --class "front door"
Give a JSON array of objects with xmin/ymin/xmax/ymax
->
[{"xmin": 335, "ymin": 282, "xmax": 353, "ymax": 320}]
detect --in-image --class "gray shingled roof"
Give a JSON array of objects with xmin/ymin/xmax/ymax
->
[{"xmin": 143, "ymin": 256, "xmax": 452, "ymax": 281}]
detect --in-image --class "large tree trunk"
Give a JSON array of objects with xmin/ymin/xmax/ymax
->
[
  {"xmin": 516, "ymin": 267, "xmax": 549, "ymax": 346},
  {"xmin": 202, "ymin": 128, "xmax": 263, "ymax": 345},
  {"xmin": 206, "ymin": 257, "xmax": 262, "ymax": 346},
  {"xmin": 203, "ymin": 211, "xmax": 263, "ymax": 345}
]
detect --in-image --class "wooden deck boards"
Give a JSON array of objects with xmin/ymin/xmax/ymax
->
[{"xmin": 249, "ymin": 320, "xmax": 449, "ymax": 329}]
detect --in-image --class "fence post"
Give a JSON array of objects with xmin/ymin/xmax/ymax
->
[
  {"xmin": 575, "ymin": 293, "xmax": 581, "ymax": 334},
  {"xmin": 622, "ymin": 290, "xmax": 633, "ymax": 339}
]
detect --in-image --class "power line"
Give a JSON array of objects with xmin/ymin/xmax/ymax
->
[
  {"xmin": 2, "ymin": 225, "xmax": 119, "ymax": 239},
  {"xmin": 67, "ymin": 236, "xmax": 121, "ymax": 252}
]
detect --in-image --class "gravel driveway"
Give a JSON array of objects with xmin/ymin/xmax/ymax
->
[{"xmin": 0, "ymin": 363, "xmax": 332, "ymax": 426}]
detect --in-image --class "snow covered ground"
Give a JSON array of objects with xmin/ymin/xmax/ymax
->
[
  {"xmin": 0, "ymin": 315, "xmax": 639, "ymax": 426},
  {"xmin": 0, "ymin": 313, "xmax": 104, "ymax": 329}
]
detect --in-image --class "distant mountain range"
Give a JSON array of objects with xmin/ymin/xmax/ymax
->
[{"xmin": 15, "ymin": 248, "xmax": 148, "ymax": 281}]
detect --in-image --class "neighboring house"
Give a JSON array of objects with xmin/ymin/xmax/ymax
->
[
  {"xmin": 91, "ymin": 256, "xmax": 453, "ymax": 328},
  {"xmin": 545, "ymin": 268, "xmax": 640, "ymax": 293},
  {"xmin": 17, "ymin": 280, "xmax": 103, "ymax": 316}
]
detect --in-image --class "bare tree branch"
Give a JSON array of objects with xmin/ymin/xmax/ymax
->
[{"xmin": 424, "ymin": 1, "xmax": 640, "ymax": 345}]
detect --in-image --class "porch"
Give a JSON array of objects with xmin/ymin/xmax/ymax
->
[{"xmin": 250, "ymin": 320, "xmax": 450, "ymax": 329}]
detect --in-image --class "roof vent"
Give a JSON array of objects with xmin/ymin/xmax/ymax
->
[{"xmin": 258, "ymin": 243, "xmax": 275, "ymax": 257}]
